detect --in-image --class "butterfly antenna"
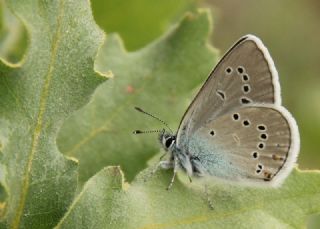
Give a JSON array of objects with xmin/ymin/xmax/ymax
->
[
  {"xmin": 134, "ymin": 107, "xmax": 173, "ymax": 134},
  {"xmin": 133, "ymin": 129, "xmax": 162, "ymax": 135}
]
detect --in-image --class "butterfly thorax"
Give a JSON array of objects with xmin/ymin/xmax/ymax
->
[{"xmin": 159, "ymin": 130, "xmax": 205, "ymax": 178}]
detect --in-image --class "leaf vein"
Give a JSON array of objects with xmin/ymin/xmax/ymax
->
[
  {"xmin": 65, "ymin": 75, "xmax": 152, "ymax": 156},
  {"xmin": 11, "ymin": 1, "xmax": 65, "ymax": 228}
]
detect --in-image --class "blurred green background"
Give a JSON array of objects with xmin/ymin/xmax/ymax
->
[{"xmin": 0, "ymin": 0, "xmax": 318, "ymax": 227}]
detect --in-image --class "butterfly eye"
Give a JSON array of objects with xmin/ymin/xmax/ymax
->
[
  {"xmin": 165, "ymin": 137, "xmax": 173, "ymax": 148},
  {"xmin": 209, "ymin": 130, "xmax": 215, "ymax": 136}
]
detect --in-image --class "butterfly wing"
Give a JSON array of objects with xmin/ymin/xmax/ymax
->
[
  {"xmin": 188, "ymin": 105, "xmax": 299, "ymax": 186},
  {"xmin": 176, "ymin": 35, "xmax": 281, "ymax": 148}
]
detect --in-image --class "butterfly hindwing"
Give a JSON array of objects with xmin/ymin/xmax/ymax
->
[
  {"xmin": 177, "ymin": 35, "xmax": 281, "ymax": 148},
  {"xmin": 187, "ymin": 105, "xmax": 299, "ymax": 186}
]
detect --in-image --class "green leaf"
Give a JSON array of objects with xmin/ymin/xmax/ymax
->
[
  {"xmin": 91, "ymin": 0, "xmax": 196, "ymax": 50},
  {"xmin": 55, "ymin": 166, "xmax": 320, "ymax": 229},
  {"xmin": 0, "ymin": 0, "xmax": 109, "ymax": 228},
  {"xmin": 0, "ymin": 0, "xmax": 27, "ymax": 63},
  {"xmin": 57, "ymin": 9, "xmax": 219, "ymax": 184}
]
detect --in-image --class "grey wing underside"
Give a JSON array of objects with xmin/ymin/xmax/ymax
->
[
  {"xmin": 188, "ymin": 105, "xmax": 299, "ymax": 186},
  {"xmin": 176, "ymin": 35, "xmax": 281, "ymax": 148}
]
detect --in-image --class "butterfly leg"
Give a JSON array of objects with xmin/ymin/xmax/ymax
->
[
  {"xmin": 166, "ymin": 157, "xmax": 179, "ymax": 190},
  {"xmin": 204, "ymin": 184, "xmax": 214, "ymax": 210},
  {"xmin": 158, "ymin": 161, "xmax": 174, "ymax": 170},
  {"xmin": 144, "ymin": 161, "xmax": 174, "ymax": 182},
  {"xmin": 176, "ymin": 150, "xmax": 193, "ymax": 183},
  {"xmin": 159, "ymin": 152, "xmax": 167, "ymax": 160}
]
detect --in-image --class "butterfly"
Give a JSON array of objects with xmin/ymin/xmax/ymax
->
[{"xmin": 134, "ymin": 35, "xmax": 300, "ymax": 190}]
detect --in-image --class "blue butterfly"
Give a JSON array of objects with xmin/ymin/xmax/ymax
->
[{"xmin": 134, "ymin": 35, "xmax": 300, "ymax": 191}]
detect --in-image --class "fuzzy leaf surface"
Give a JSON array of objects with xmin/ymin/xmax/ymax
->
[
  {"xmin": 56, "ymin": 166, "xmax": 320, "ymax": 229},
  {"xmin": 0, "ymin": 0, "xmax": 108, "ymax": 228}
]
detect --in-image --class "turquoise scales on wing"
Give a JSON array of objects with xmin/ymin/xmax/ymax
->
[{"xmin": 187, "ymin": 106, "xmax": 294, "ymax": 184}]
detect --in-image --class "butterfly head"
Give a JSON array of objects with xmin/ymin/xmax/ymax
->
[
  {"xmin": 133, "ymin": 106, "xmax": 175, "ymax": 151},
  {"xmin": 159, "ymin": 130, "xmax": 176, "ymax": 151}
]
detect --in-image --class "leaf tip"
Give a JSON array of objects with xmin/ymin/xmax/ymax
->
[
  {"xmin": 65, "ymin": 156, "xmax": 79, "ymax": 165},
  {"xmin": 96, "ymin": 69, "xmax": 114, "ymax": 79},
  {"xmin": 0, "ymin": 57, "xmax": 21, "ymax": 73},
  {"xmin": 103, "ymin": 166, "xmax": 128, "ymax": 190}
]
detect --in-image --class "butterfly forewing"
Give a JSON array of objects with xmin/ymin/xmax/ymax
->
[
  {"xmin": 177, "ymin": 35, "xmax": 281, "ymax": 148},
  {"xmin": 187, "ymin": 105, "xmax": 299, "ymax": 186}
]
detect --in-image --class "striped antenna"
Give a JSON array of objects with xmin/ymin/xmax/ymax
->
[
  {"xmin": 134, "ymin": 107, "xmax": 173, "ymax": 133},
  {"xmin": 133, "ymin": 129, "xmax": 162, "ymax": 135}
]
